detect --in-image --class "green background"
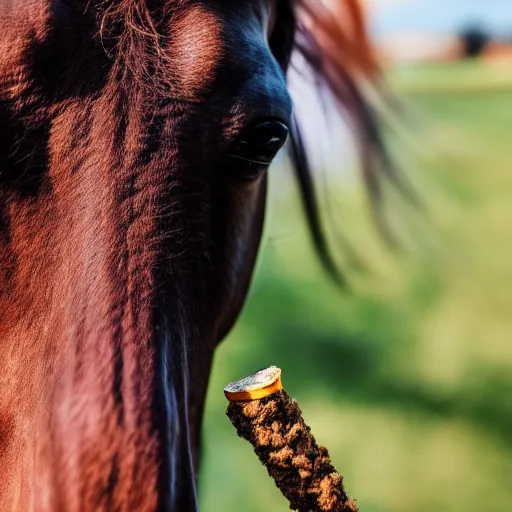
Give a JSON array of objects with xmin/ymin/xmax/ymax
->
[{"xmin": 199, "ymin": 61, "xmax": 512, "ymax": 512}]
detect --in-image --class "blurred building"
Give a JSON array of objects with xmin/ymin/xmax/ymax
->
[{"xmin": 378, "ymin": 32, "xmax": 461, "ymax": 63}]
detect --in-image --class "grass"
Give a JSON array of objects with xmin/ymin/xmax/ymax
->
[
  {"xmin": 387, "ymin": 59, "xmax": 512, "ymax": 94},
  {"xmin": 199, "ymin": 60, "xmax": 512, "ymax": 512}
]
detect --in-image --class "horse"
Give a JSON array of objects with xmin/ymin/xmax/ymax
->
[{"xmin": 0, "ymin": 0, "xmax": 388, "ymax": 510}]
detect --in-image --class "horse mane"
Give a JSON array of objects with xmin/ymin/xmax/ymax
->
[
  {"xmin": 291, "ymin": 0, "xmax": 398, "ymax": 285},
  {"xmin": 93, "ymin": 0, "xmax": 393, "ymax": 284}
]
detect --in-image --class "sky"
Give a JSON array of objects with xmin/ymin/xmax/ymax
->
[
  {"xmin": 369, "ymin": 0, "xmax": 512, "ymax": 38},
  {"xmin": 287, "ymin": 0, "xmax": 512, "ymax": 166}
]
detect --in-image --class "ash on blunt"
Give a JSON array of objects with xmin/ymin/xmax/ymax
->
[{"xmin": 225, "ymin": 367, "xmax": 358, "ymax": 512}]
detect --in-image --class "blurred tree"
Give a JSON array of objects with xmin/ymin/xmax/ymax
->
[{"xmin": 459, "ymin": 24, "xmax": 490, "ymax": 57}]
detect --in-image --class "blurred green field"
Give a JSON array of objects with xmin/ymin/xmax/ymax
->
[{"xmin": 199, "ymin": 61, "xmax": 512, "ymax": 512}]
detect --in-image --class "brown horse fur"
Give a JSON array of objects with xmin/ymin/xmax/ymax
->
[{"xmin": 0, "ymin": 1, "xmax": 387, "ymax": 510}]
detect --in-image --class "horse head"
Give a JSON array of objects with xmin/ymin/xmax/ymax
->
[{"xmin": 0, "ymin": 1, "xmax": 383, "ymax": 510}]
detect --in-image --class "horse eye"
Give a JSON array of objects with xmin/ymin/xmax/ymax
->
[{"xmin": 229, "ymin": 119, "xmax": 288, "ymax": 172}]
